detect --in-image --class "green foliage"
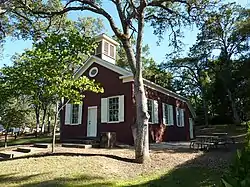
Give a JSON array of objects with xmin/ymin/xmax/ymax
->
[
  {"xmin": 143, "ymin": 58, "xmax": 173, "ymax": 90},
  {"xmin": 0, "ymin": 0, "xmax": 69, "ymax": 41},
  {"xmin": 0, "ymin": 107, "xmax": 27, "ymax": 130},
  {"xmin": 167, "ymin": 3, "xmax": 250, "ymax": 125},
  {"xmin": 2, "ymin": 28, "xmax": 103, "ymax": 108},
  {"xmin": 74, "ymin": 17, "xmax": 106, "ymax": 37},
  {"xmin": 114, "ymin": 36, "xmax": 173, "ymax": 89},
  {"xmin": 221, "ymin": 125, "xmax": 250, "ymax": 187}
]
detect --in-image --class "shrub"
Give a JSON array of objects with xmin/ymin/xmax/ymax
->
[{"xmin": 221, "ymin": 125, "xmax": 250, "ymax": 187}]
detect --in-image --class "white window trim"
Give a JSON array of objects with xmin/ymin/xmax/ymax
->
[
  {"xmin": 147, "ymin": 99, "xmax": 154, "ymax": 124},
  {"xmin": 176, "ymin": 108, "xmax": 185, "ymax": 127},
  {"xmin": 109, "ymin": 44, "xmax": 115, "ymax": 59},
  {"xmin": 163, "ymin": 103, "xmax": 174, "ymax": 126},
  {"xmin": 107, "ymin": 96, "xmax": 120, "ymax": 123},
  {"xmin": 89, "ymin": 67, "xmax": 98, "ymax": 77},
  {"xmin": 103, "ymin": 41, "xmax": 109, "ymax": 55},
  {"xmin": 65, "ymin": 104, "xmax": 82, "ymax": 126},
  {"xmin": 71, "ymin": 104, "xmax": 79, "ymax": 125},
  {"xmin": 147, "ymin": 99, "xmax": 158, "ymax": 124}
]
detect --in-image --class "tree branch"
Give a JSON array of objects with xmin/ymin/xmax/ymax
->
[{"xmin": 113, "ymin": 0, "xmax": 129, "ymax": 35}]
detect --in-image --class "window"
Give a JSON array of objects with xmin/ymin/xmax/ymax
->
[
  {"xmin": 176, "ymin": 107, "xmax": 185, "ymax": 127},
  {"xmin": 148, "ymin": 99, "xmax": 153, "ymax": 123},
  {"xmin": 104, "ymin": 42, "xmax": 109, "ymax": 55},
  {"xmin": 162, "ymin": 103, "xmax": 174, "ymax": 126},
  {"xmin": 108, "ymin": 97, "xmax": 119, "ymax": 122},
  {"xmin": 147, "ymin": 99, "xmax": 158, "ymax": 124},
  {"xmin": 89, "ymin": 67, "xmax": 98, "ymax": 77},
  {"xmin": 71, "ymin": 104, "xmax": 79, "ymax": 124},
  {"xmin": 65, "ymin": 103, "xmax": 83, "ymax": 125},
  {"xmin": 101, "ymin": 95, "xmax": 124, "ymax": 123},
  {"xmin": 110, "ymin": 45, "xmax": 115, "ymax": 58}
]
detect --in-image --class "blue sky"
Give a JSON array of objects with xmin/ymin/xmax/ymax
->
[{"xmin": 0, "ymin": 0, "xmax": 248, "ymax": 67}]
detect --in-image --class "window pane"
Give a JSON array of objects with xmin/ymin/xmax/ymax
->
[
  {"xmin": 165, "ymin": 104, "xmax": 169, "ymax": 124},
  {"xmin": 147, "ymin": 100, "xmax": 153, "ymax": 123},
  {"xmin": 104, "ymin": 42, "xmax": 109, "ymax": 55},
  {"xmin": 108, "ymin": 97, "xmax": 119, "ymax": 122},
  {"xmin": 110, "ymin": 45, "xmax": 114, "ymax": 58},
  {"xmin": 177, "ymin": 108, "xmax": 181, "ymax": 126},
  {"xmin": 72, "ymin": 104, "xmax": 79, "ymax": 124}
]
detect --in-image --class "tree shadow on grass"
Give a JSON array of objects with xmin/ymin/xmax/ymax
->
[
  {"xmin": 125, "ymin": 166, "xmax": 221, "ymax": 187},
  {"xmin": 20, "ymin": 174, "xmax": 114, "ymax": 187},
  {"xmin": 0, "ymin": 144, "xmax": 239, "ymax": 187},
  {"xmin": 0, "ymin": 152, "xmax": 136, "ymax": 163},
  {"xmin": 127, "ymin": 153, "xmax": 235, "ymax": 187},
  {"xmin": 124, "ymin": 144, "xmax": 240, "ymax": 187},
  {"xmin": 0, "ymin": 172, "xmax": 114, "ymax": 187}
]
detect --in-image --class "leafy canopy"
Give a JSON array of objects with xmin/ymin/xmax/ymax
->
[{"xmin": 2, "ymin": 28, "xmax": 104, "ymax": 106}]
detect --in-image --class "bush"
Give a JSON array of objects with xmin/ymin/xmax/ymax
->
[{"xmin": 221, "ymin": 125, "xmax": 250, "ymax": 187}]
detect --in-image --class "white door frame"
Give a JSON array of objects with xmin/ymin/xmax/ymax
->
[
  {"xmin": 87, "ymin": 106, "xmax": 97, "ymax": 137},
  {"xmin": 189, "ymin": 118, "xmax": 194, "ymax": 139}
]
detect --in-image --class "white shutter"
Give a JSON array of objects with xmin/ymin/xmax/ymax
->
[
  {"xmin": 65, "ymin": 104, "xmax": 71, "ymax": 125},
  {"xmin": 119, "ymin": 95, "xmax": 124, "ymax": 122},
  {"xmin": 153, "ymin": 100, "xmax": 159, "ymax": 123},
  {"xmin": 78, "ymin": 103, "xmax": 83, "ymax": 124},
  {"xmin": 162, "ymin": 103, "xmax": 166, "ymax": 124},
  {"xmin": 168, "ymin": 105, "xmax": 174, "ymax": 125},
  {"xmin": 101, "ymin": 98, "xmax": 108, "ymax": 123},
  {"xmin": 176, "ymin": 107, "xmax": 179, "ymax": 127},
  {"xmin": 181, "ymin": 109, "xmax": 185, "ymax": 127}
]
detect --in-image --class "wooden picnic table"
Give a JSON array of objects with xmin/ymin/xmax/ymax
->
[
  {"xmin": 212, "ymin": 133, "xmax": 236, "ymax": 144},
  {"xmin": 211, "ymin": 132, "xmax": 228, "ymax": 136},
  {"xmin": 190, "ymin": 135, "xmax": 228, "ymax": 151},
  {"xmin": 196, "ymin": 135, "xmax": 219, "ymax": 138}
]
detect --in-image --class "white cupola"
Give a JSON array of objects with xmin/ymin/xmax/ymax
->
[{"xmin": 95, "ymin": 33, "xmax": 119, "ymax": 64}]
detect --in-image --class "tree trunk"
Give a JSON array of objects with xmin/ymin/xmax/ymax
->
[
  {"xmin": 47, "ymin": 114, "xmax": 51, "ymax": 133},
  {"xmin": 200, "ymin": 87, "xmax": 209, "ymax": 127},
  {"xmin": 52, "ymin": 103, "xmax": 58, "ymax": 153},
  {"xmin": 227, "ymin": 89, "xmax": 241, "ymax": 125},
  {"xmin": 35, "ymin": 106, "xmax": 40, "ymax": 137},
  {"xmin": 41, "ymin": 108, "xmax": 47, "ymax": 133},
  {"xmin": 133, "ymin": 2, "xmax": 149, "ymax": 163},
  {"xmin": 134, "ymin": 77, "xmax": 150, "ymax": 163},
  {"xmin": 4, "ymin": 130, "xmax": 8, "ymax": 148}
]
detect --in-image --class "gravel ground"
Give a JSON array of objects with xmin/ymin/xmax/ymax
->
[
  {"xmin": 0, "ymin": 145, "xmax": 236, "ymax": 187},
  {"xmin": 49, "ymin": 146, "xmax": 234, "ymax": 179}
]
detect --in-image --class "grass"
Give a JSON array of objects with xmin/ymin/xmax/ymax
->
[
  {"xmin": 120, "ymin": 167, "xmax": 221, "ymax": 187},
  {"xmin": 0, "ymin": 155, "xmax": 223, "ymax": 187},
  {"xmin": 0, "ymin": 128, "xmax": 234, "ymax": 187},
  {"xmin": 0, "ymin": 134, "xmax": 55, "ymax": 147},
  {"xmin": 196, "ymin": 124, "xmax": 247, "ymax": 137}
]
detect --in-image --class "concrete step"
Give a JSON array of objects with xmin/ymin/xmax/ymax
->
[
  {"xmin": 61, "ymin": 143, "xmax": 92, "ymax": 149},
  {"xmin": 0, "ymin": 152, "xmax": 14, "ymax": 159},
  {"xmin": 33, "ymin": 143, "xmax": 51, "ymax": 148},
  {"xmin": 14, "ymin": 147, "xmax": 31, "ymax": 153},
  {"xmin": 62, "ymin": 138, "xmax": 100, "ymax": 144}
]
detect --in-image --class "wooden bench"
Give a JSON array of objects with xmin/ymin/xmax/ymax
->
[{"xmin": 190, "ymin": 139, "xmax": 215, "ymax": 150}]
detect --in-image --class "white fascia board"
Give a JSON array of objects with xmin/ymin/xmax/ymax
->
[
  {"xmin": 95, "ymin": 34, "xmax": 120, "ymax": 46},
  {"xmin": 119, "ymin": 75, "xmax": 196, "ymax": 118},
  {"xmin": 74, "ymin": 56, "xmax": 131, "ymax": 78}
]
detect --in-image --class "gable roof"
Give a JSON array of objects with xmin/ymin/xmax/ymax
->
[
  {"xmin": 74, "ymin": 56, "xmax": 131, "ymax": 78},
  {"xmin": 75, "ymin": 56, "xmax": 196, "ymax": 118}
]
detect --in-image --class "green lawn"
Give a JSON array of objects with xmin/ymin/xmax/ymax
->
[
  {"xmin": 0, "ymin": 154, "xmax": 223, "ymax": 187},
  {"xmin": 119, "ymin": 167, "xmax": 221, "ymax": 187},
  {"xmin": 0, "ymin": 135, "xmax": 54, "ymax": 147}
]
